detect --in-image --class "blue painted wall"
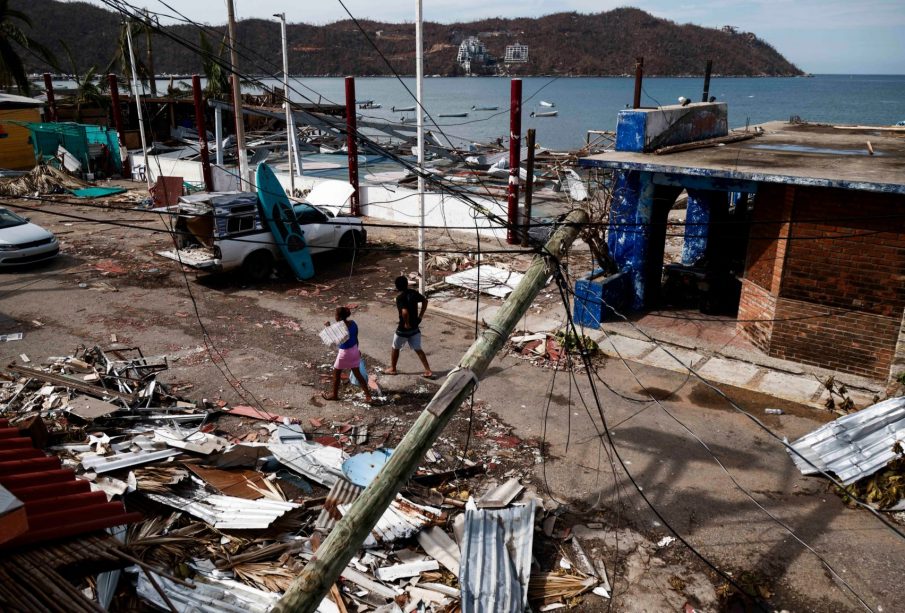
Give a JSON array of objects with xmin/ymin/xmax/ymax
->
[{"xmin": 682, "ymin": 189, "xmax": 712, "ymax": 265}]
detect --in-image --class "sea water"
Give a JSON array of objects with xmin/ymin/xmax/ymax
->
[
  {"xmin": 50, "ymin": 74, "xmax": 905, "ymax": 150},
  {"xmin": 276, "ymin": 74, "xmax": 905, "ymax": 150}
]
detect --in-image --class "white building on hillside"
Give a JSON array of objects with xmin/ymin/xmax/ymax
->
[{"xmin": 504, "ymin": 43, "xmax": 529, "ymax": 63}]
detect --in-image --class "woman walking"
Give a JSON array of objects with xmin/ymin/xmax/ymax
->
[{"xmin": 323, "ymin": 306, "xmax": 372, "ymax": 403}]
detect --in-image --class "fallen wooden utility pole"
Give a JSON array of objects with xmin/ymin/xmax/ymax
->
[{"xmin": 274, "ymin": 208, "xmax": 588, "ymax": 612}]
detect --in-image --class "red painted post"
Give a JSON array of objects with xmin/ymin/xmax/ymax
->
[
  {"xmin": 345, "ymin": 76, "xmax": 361, "ymax": 216},
  {"xmin": 192, "ymin": 75, "xmax": 214, "ymax": 191},
  {"xmin": 43, "ymin": 73, "xmax": 56, "ymax": 122},
  {"xmin": 633, "ymin": 57, "xmax": 644, "ymax": 109},
  {"xmin": 107, "ymin": 74, "xmax": 130, "ymax": 177},
  {"xmin": 507, "ymin": 78, "xmax": 522, "ymax": 244}
]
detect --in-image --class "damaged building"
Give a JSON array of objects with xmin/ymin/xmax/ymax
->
[{"xmin": 578, "ymin": 102, "xmax": 905, "ymax": 384}]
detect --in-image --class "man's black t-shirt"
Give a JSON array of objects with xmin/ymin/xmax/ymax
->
[{"xmin": 395, "ymin": 289, "xmax": 425, "ymax": 337}]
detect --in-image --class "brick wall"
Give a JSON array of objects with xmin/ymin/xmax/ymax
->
[
  {"xmin": 737, "ymin": 184, "xmax": 905, "ymax": 381},
  {"xmin": 781, "ymin": 188, "xmax": 905, "ymax": 318},
  {"xmin": 769, "ymin": 297, "xmax": 901, "ymax": 379},
  {"xmin": 737, "ymin": 280, "xmax": 776, "ymax": 351},
  {"xmin": 742, "ymin": 184, "xmax": 789, "ymax": 292}
]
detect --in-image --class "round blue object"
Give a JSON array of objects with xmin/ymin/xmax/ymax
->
[{"xmin": 342, "ymin": 448, "xmax": 394, "ymax": 487}]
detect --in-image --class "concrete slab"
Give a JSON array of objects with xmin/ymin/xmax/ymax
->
[
  {"xmin": 642, "ymin": 344, "xmax": 706, "ymax": 372},
  {"xmin": 697, "ymin": 357, "xmax": 761, "ymax": 388},
  {"xmin": 755, "ymin": 370, "xmax": 825, "ymax": 404},
  {"xmin": 597, "ymin": 333, "xmax": 656, "ymax": 361}
]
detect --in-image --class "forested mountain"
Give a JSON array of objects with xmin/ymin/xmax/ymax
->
[{"xmin": 16, "ymin": 1, "xmax": 802, "ymax": 78}]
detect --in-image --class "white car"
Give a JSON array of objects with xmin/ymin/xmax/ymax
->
[
  {"xmin": 0, "ymin": 207, "xmax": 60, "ymax": 267},
  {"xmin": 157, "ymin": 185, "xmax": 366, "ymax": 281}
]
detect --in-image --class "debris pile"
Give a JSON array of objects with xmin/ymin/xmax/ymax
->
[
  {"xmin": 0, "ymin": 164, "xmax": 88, "ymax": 197},
  {"xmin": 508, "ymin": 331, "xmax": 599, "ymax": 367},
  {"xmin": 789, "ymin": 395, "xmax": 905, "ymax": 511},
  {"xmin": 0, "ymin": 344, "xmax": 618, "ymax": 612}
]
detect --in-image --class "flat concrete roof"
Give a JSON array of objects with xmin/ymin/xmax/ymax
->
[{"xmin": 580, "ymin": 121, "xmax": 905, "ymax": 194}]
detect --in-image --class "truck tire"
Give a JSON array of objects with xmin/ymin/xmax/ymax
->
[
  {"xmin": 338, "ymin": 231, "xmax": 363, "ymax": 260},
  {"xmin": 242, "ymin": 250, "xmax": 274, "ymax": 282}
]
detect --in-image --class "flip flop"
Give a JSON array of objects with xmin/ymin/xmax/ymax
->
[{"xmin": 321, "ymin": 392, "xmax": 338, "ymax": 401}]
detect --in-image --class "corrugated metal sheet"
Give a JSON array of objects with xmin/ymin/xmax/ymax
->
[
  {"xmin": 144, "ymin": 484, "xmax": 300, "ymax": 529},
  {"xmin": 0, "ymin": 422, "xmax": 142, "ymax": 550},
  {"xmin": 788, "ymin": 396, "xmax": 905, "ymax": 485},
  {"xmin": 136, "ymin": 571, "xmax": 280, "ymax": 613},
  {"xmin": 79, "ymin": 448, "xmax": 181, "ymax": 473},
  {"xmin": 269, "ymin": 442, "xmax": 347, "ymax": 487},
  {"xmin": 338, "ymin": 495, "xmax": 443, "ymax": 548},
  {"xmin": 459, "ymin": 499, "xmax": 536, "ymax": 613},
  {"xmin": 315, "ymin": 477, "xmax": 362, "ymax": 533}
]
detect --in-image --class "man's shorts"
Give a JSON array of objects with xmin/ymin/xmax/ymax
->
[{"xmin": 392, "ymin": 332, "xmax": 422, "ymax": 351}]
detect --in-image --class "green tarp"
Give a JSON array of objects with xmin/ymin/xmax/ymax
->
[
  {"xmin": 18, "ymin": 121, "xmax": 122, "ymax": 175},
  {"xmin": 71, "ymin": 186, "xmax": 127, "ymax": 199}
]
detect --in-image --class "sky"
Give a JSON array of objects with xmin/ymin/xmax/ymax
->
[{"xmin": 77, "ymin": 0, "xmax": 905, "ymax": 74}]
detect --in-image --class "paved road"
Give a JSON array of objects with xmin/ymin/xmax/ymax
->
[{"xmin": 0, "ymin": 199, "xmax": 900, "ymax": 611}]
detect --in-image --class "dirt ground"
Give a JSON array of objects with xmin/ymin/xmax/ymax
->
[{"xmin": 1, "ymin": 191, "xmax": 902, "ymax": 612}]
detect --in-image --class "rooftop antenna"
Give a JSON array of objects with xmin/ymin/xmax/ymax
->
[{"xmin": 702, "ymin": 59, "xmax": 713, "ymax": 103}]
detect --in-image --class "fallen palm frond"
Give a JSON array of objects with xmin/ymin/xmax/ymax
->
[
  {"xmin": 840, "ymin": 454, "xmax": 905, "ymax": 509},
  {"xmin": 528, "ymin": 571, "xmax": 597, "ymax": 602},
  {"xmin": 215, "ymin": 540, "xmax": 302, "ymax": 569},
  {"xmin": 128, "ymin": 515, "xmax": 211, "ymax": 567},
  {"xmin": 246, "ymin": 475, "xmax": 287, "ymax": 501},
  {"xmin": 0, "ymin": 164, "xmax": 88, "ymax": 197},
  {"xmin": 233, "ymin": 562, "xmax": 295, "ymax": 592},
  {"xmin": 133, "ymin": 466, "xmax": 189, "ymax": 493}
]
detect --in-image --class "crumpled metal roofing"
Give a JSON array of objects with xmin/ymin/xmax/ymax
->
[
  {"xmin": 136, "ymin": 569, "xmax": 280, "ymax": 613},
  {"xmin": 268, "ymin": 442, "xmax": 347, "ymax": 487},
  {"xmin": 337, "ymin": 495, "xmax": 443, "ymax": 548},
  {"xmin": 144, "ymin": 481, "xmax": 300, "ymax": 529},
  {"xmin": 459, "ymin": 499, "xmax": 536, "ymax": 613},
  {"xmin": 788, "ymin": 396, "xmax": 905, "ymax": 485},
  {"xmin": 315, "ymin": 477, "xmax": 362, "ymax": 533}
]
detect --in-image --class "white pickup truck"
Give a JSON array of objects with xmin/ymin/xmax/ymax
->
[{"xmin": 156, "ymin": 183, "xmax": 366, "ymax": 281}]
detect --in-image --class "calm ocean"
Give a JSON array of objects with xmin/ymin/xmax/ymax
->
[
  {"xmin": 54, "ymin": 74, "xmax": 905, "ymax": 151},
  {"xmin": 273, "ymin": 74, "xmax": 905, "ymax": 150}
]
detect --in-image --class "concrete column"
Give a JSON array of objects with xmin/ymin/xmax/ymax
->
[
  {"xmin": 682, "ymin": 189, "xmax": 711, "ymax": 265},
  {"xmin": 891, "ymin": 308, "xmax": 905, "ymax": 385},
  {"xmin": 608, "ymin": 170, "xmax": 656, "ymax": 310}
]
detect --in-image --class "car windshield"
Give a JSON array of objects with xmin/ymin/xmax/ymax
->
[{"xmin": 0, "ymin": 209, "xmax": 27, "ymax": 230}]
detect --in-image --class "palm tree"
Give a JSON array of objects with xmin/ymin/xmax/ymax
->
[
  {"xmin": 105, "ymin": 20, "xmax": 150, "ymax": 87},
  {"xmin": 61, "ymin": 41, "xmax": 105, "ymax": 122},
  {"xmin": 199, "ymin": 31, "xmax": 231, "ymax": 99},
  {"xmin": 0, "ymin": 0, "xmax": 53, "ymax": 94}
]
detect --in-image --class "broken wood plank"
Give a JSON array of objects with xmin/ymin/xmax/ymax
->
[{"xmin": 7, "ymin": 363, "xmax": 134, "ymax": 402}]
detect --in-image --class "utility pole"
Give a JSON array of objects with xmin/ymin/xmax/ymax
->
[
  {"xmin": 521, "ymin": 128, "xmax": 536, "ymax": 246},
  {"xmin": 143, "ymin": 9, "xmax": 157, "ymax": 97},
  {"xmin": 415, "ymin": 0, "xmax": 426, "ymax": 293},
  {"xmin": 125, "ymin": 22, "xmax": 150, "ymax": 187},
  {"xmin": 702, "ymin": 59, "xmax": 713, "ymax": 103},
  {"xmin": 273, "ymin": 208, "xmax": 589, "ymax": 613},
  {"xmin": 274, "ymin": 12, "xmax": 295, "ymax": 195},
  {"xmin": 506, "ymin": 78, "xmax": 522, "ymax": 244},
  {"xmin": 192, "ymin": 75, "xmax": 213, "ymax": 191},
  {"xmin": 107, "ymin": 74, "xmax": 130, "ymax": 178},
  {"xmin": 226, "ymin": 0, "xmax": 250, "ymax": 189}
]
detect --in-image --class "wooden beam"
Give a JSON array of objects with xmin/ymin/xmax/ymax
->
[{"xmin": 273, "ymin": 208, "xmax": 588, "ymax": 613}]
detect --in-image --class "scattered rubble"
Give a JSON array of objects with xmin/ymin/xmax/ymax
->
[{"xmin": 0, "ymin": 342, "xmax": 719, "ymax": 612}]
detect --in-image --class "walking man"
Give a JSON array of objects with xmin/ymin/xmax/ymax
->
[{"xmin": 387, "ymin": 275, "xmax": 433, "ymax": 377}]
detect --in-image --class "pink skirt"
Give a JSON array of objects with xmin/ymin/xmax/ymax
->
[{"xmin": 334, "ymin": 346, "xmax": 361, "ymax": 370}]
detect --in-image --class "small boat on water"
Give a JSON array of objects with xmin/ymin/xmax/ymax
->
[
  {"xmin": 392, "ymin": 105, "xmax": 416, "ymax": 112},
  {"xmin": 438, "ymin": 112, "xmax": 468, "ymax": 118},
  {"xmin": 471, "ymin": 105, "xmax": 499, "ymax": 111},
  {"xmin": 358, "ymin": 101, "xmax": 381, "ymax": 109},
  {"xmin": 539, "ymin": 100, "xmax": 555, "ymax": 108},
  {"xmin": 531, "ymin": 110, "xmax": 558, "ymax": 118}
]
